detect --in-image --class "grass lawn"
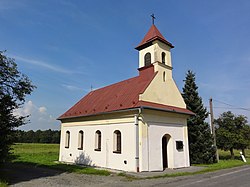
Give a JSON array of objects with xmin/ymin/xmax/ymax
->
[{"xmin": 11, "ymin": 143, "xmax": 110, "ymax": 176}]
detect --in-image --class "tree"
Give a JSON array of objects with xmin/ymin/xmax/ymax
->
[
  {"xmin": 215, "ymin": 111, "xmax": 250, "ymax": 158},
  {"xmin": 14, "ymin": 129, "xmax": 61, "ymax": 144},
  {"xmin": 0, "ymin": 51, "xmax": 35, "ymax": 163},
  {"xmin": 239, "ymin": 125, "xmax": 250, "ymax": 155},
  {"xmin": 182, "ymin": 70, "xmax": 215, "ymax": 164}
]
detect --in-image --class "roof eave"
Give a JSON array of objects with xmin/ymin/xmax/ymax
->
[
  {"xmin": 58, "ymin": 104, "xmax": 194, "ymax": 122},
  {"xmin": 57, "ymin": 107, "xmax": 141, "ymax": 121},
  {"xmin": 141, "ymin": 106, "xmax": 195, "ymax": 116},
  {"xmin": 135, "ymin": 38, "xmax": 174, "ymax": 51}
]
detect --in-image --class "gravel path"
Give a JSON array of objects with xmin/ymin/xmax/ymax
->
[
  {"xmin": 9, "ymin": 171, "xmax": 185, "ymax": 187},
  {"xmin": 2, "ymin": 163, "xmax": 204, "ymax": 187},
  {"xmin": 10, "ymin": 172, "xmax": 124, "ymax": 187}
]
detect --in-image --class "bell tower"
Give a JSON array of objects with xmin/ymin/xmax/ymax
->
[
  {"xmin": 136, "ymin": 17, "xmax": 186, "ymax": 109},
  {"xmin": 135, "ymin": 20, "xmax": 174, "ymax": 70}
]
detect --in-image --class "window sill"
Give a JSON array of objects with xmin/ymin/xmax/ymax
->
[
  {"xmin": 65, "ymin": 146, "xmax": 69, "ymax": 149},
  {"xmin": 113, "ymin": 151, "xmax": 121, "ymax": 154},
  {"xmin": 94, "ymin": 148, "xmax": 101, "ymax": 151},
  {"xmin": 177, "ymin": 149, "xmax": 183, "ymax": 152},
  {"xmin": 78, "ymin": 148, "xmax": 83, "ymax": 150}
]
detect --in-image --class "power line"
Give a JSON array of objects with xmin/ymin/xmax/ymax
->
[
  {"xmin": 212, "ymin": 99, "xmax": 250, "ymax": 112},
  {"xmin": 205, "ymin": 105, "xmax": 250, "ymax": 111},
  {"xmin": 205, "ymin": 106, "xmax": 250, "ymax": 111}
]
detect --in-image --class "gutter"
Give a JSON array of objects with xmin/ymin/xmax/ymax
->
[
  {"xmin": 58, "ymin": 104, "xmax": 193, "ymax": 121},
  {"xmin": 58, "ymin": 107, "xmax": 141, "ymax": 121},
  {"xmin": 140, "ymin": 106, "xmax": 194, "ymax": 116}
]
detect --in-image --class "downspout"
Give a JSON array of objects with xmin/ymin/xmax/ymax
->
[
  {"xmin": 134, "ymin": 108, "xmax": 141, "ymax": 172},
  {"xmin": 140, "ymin": 107, "xmax": 149, "ymax": 171},
  {"xmin": 147, "ymin": 115, "xmax": 149, "ymax": 171}
]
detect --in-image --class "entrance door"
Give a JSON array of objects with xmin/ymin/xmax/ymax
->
[{"xmin": 162, "ymin": 136, "xmax": 168, "ymax": 169}]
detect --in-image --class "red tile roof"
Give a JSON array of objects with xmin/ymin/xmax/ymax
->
[
  {"xmin": 58, "ymin": 65, "xmax": 156, "ymax": 119},
  {"xmin": 135, "ymin": 25, "xmax": 174, "ymax": 50},
  {"xmin": 58, "ymin": 65, "xmax": 193, "ymax": 120}
]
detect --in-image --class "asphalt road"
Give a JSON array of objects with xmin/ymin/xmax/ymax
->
[{"xmin": 154, "ymin": 165, "xmax": 250, "ymax": 187}]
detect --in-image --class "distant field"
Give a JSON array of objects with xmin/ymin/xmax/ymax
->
[
  {"xmin": 11, "ymin": 143, "xmax": 110, "ymax": 175},
  {"xmin": 12, "ymin": 143, "xmax": 59, "ymax": 166}
]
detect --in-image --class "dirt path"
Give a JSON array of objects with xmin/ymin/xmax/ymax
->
[
  {"xmin": 1, "ymin": 163, "xmax": 183, "ymax": 187},
  {"xmin": 2, "ymin": 163, "xmax": 126, "ymax": 186},
  {"xmin": 4, "ymin": 163, "xmax": 248, "ymax": 187},
  {"xmin": 8, "ymin": 168, "xmax": 181, "ymax": 187}
]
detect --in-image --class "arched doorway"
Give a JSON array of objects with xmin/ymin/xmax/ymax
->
[{"xmin": 162, "ymin": 134, "xmax": 171, "ymax": 169}]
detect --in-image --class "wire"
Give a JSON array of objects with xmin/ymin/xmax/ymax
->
[{"xmin": 212, "ymin": 99, "xmax": 250, "ymax": 112}]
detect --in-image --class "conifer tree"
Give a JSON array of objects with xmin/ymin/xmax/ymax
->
[{"xmin": 182, "ymin": 70, "xmax": 215, "ymax": 164}]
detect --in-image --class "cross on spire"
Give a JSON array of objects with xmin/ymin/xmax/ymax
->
[{"xmin": 151, "ymin": 14, "xmax": 156, "ymax": 25}]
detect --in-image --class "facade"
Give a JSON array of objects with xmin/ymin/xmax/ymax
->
[{"xmin": 58, "ymin": 24, "xmax": 193, "ymax": 172}]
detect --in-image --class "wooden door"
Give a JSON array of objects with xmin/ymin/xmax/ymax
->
[{"xmin": 162, "ymin": 136, "xmax": 168, "ymax": 169}]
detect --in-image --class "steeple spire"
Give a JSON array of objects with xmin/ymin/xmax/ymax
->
[{"xmin": 135, "ymin": 24, "xmax": 174, "ymax": 50}]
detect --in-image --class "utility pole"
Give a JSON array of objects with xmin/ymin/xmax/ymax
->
[{"xmin": 209, "ymin": 97, "xmax": 219, "ymax": 162}]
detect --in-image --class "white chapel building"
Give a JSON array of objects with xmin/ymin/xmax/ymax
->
[{"xmin": 58, "ymin": 23, "xmax": 193, "ymax": 172}]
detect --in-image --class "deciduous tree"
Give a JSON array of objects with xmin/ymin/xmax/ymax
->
[
  {"xmin": 215, "ymin": 111, "xmax": 250, "ymax": 158},
  {"xmin": 0, "ymin": 51, "xmax": 35, "ymax": 163}
]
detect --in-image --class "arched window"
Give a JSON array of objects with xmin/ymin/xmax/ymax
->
[
  {"xmin": 78, "ymin": 130, "xmax": 84, "ymax": 150},
  {"xmin": 95, "ymin": 130, "xmax": 101, "ymax": 151},
  {"xmin": 144, "ymin": 52, "xmax": 151, "ymax": 67},
  {"xmin": 163, "ymin": 72, "xmax": 166, "ymax": 82},
  {"xmin": 162, "ymin": 52, "xmax": 166, "ymax": 64},
  {"xmin": 113, "ymin": 130, "xmax": 121, "ymax": 153},
  {"xmin": 65, "ymin": 131, "xmax": 70, "ymax": 148}
]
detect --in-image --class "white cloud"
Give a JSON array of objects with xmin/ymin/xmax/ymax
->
[
  {"xmin": 14, "ymin": 100, "xmax": 59, "ymax": 130},
  {"xmin": 13, "ymin": 55, "xmax": 73, "ymax": 74},
  {"xmin": 39, "ymin": 106, "xmax": 47, "ymax": 114},
  {"xmin": 61, "ymin": 84, "xmax": 86, "ymax": 91}
]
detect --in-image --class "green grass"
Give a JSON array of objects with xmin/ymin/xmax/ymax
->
[
  {"xmin": 12, "ymin": 143, "xmax": 59, "ymax": 166},
  {"xmin": 0, "ymin": 182, "xmax": 8, "ymax": 187},
  {"xmin": 219, "ymin": 149, "xmax": 250, "ymax": 160},
  {"xmin": 11, "ymin": 143, "xmax": 110, "ymax": 176}
]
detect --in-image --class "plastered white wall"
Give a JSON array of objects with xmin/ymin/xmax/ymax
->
[
  {"xmin": 148, "ymin": 124, "xmax": 189, "ymax": 170},
  {"xmin": 138, "ymin": 40, "xmax": 172, "ymax": 68},
  {"xmin": 138, "ymin": 110, "xmax": 190, "ymax": 171},
  {"xmin": 59, "ymin": 121, "xmax": 138, "ymax": 172}
]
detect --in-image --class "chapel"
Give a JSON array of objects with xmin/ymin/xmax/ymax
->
[{"xmin": 58, "ymin": 21, "xmax": 193, "ymax": 172}]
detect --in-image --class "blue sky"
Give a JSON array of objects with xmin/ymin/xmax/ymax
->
[{"xmin": 1, "ymin": 0, "xmax": 250, "ymax": 130}]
